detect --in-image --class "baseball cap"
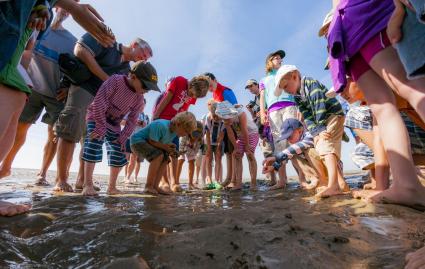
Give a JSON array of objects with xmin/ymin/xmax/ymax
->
[
  {"xmin": 130, "ymin": 61, "xmax": 161, "ymax": 92},
  {"xmin": 274, "ymin": 65, "xmax": 299, "ymax": 93},
  {"xmin": 244, "ymin": 79, "xmax": 258, "ymax": 89},
  {"xmin": 266, "ymin": 50, "xmax": 286, "ymax": 62},
  {"xmin": 279, "ymin": 118, "xmax": 303, "ymax": 141},
  {"xmin": 318, "ymin": 9, "xmax": 335, "ymax": 37}
]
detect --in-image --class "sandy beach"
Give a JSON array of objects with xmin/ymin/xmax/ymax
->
[{"xmin": 0, "ymin": 168, "xmax": 424, "ymax": 268}]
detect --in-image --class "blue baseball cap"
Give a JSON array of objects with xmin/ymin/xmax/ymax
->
[{"xmin": 279, "ymin": 118, "xmax": 303, "ymax": 141}]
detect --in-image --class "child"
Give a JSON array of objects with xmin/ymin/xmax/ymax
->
[
  {"xmin": 176, "ymin": 122, "xmax": 203, "ymax": 190},
  {"xmin": 81, "ymin": 61, "xmax": 159, "ymax": 196},
  {"xmin": 213, "ymin": 101, "xmax": 259, "ymax": 190},
  {"xmin": 275, "ymin": 65, "xmax": 348, "ymax": 198},
  {"xmin": 262, "ymin": 119, "xmax": 328, "ymax": 191},
  {"xmin": 124, "ymin": 102, "xmax": 150, "ymax": 184},
  {"xmin": 205, "ymin": 99, "xmax": 225, "ymax": 184},
  {"xmin": 152, "ymin": 75, "xmax": 210, "ymax": 192},
  {"xmin": 130, "ymin": 111, "xmax": 197, "ymax": 194}
]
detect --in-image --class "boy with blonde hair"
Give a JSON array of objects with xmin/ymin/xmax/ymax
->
[
  {"xmin": 275, "ymin": 65, "xmax": 347, "ymax": 198},
  {"xmin": 130, "ymin": 111, "xmax": 197, "ymax": 194}
]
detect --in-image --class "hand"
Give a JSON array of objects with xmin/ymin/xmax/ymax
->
[
  {"xmin": 89, "ymin": 131, "xmax": 102, "ymax": 140},
  {"xmin": 262, "ymin": 156, "xmax": 276, "ymax": 166},
  {"xmin": 244, "ymin": 144, "xmax": 253, "ymax": 155},
  {"xmin": 319, "ymin": 131, "xmax": 331, "ymax": 140},
  {"xmin": 206, "ymin": 148, "xmax": 212, "ymax": 158},
  {"xmin": 66, "ymin": 3, "xmax": 115, "ymax": 47},
  {"xmin": 262, "ymin": 165, "xmax": 274, "ymax": 174},
  {"xmin": 27, "ymin": 6, "xmax": 50, "ymax": 31},
  {"xmin": 56, "ymin": 88, "xmax": 69, "ymax": 102},
  {"xmin": 260, "ymin": 113, "xmax": 268, "ymax": 124},
  {"xmin": 165, "ymin": 143, "xmax": 176, "ymax": 153}
]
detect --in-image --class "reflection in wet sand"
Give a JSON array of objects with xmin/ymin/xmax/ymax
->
[{"xmin": 0, "ymin": 169, "xmax": 424, "ymax": 268}]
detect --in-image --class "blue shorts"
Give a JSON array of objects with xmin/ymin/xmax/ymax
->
[{"xmin": 82, "ymin": 121, "xmax": 128, "ymax": 167}]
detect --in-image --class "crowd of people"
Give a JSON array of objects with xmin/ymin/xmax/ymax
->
[{"xmin": 0, "ymin": 0, "xmax": 425, "ymax": 267}]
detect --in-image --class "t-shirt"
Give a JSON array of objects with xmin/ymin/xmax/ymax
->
[
  {"xmin": 130, "ymin": 119, "xmax": 177, "ymax": 145},
  {"xmin": 205, "ymin": 115, "xmax": 225, "ymax": 145},
  {"xmin": 77, "ymin": 33, "xmax": 130, "ymax": 95},
  {"xmin": 213, "ymin": 82, "xmax": 238, "ymax": 104},
  {"xmin": 28, "ymin": 28, "xmax": 77, "ymax": 98},
  {"xmin": 260, "ymin": 70, "xmax": 295, "ymax": 108},
  {"xmin": 157, "ymin": 76, "xmax": 196, "ymax": 120},
  {"xmin": 229, "ymin": 110, "xmax": 258, "ymax": 138}
]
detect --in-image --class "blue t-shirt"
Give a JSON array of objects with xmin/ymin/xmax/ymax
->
[
  {"xmin": 130, "ymin": 119, "xmax": 176, "ymax": 145},
  {"xmin": 77, "ymin": 33, "xmax": 130, "ymax": 95},
  {"xmin": 223, "ymin": 89, "xmax": 238, "ymax": 105}
]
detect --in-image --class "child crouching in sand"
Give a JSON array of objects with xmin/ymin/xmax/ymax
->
[
  {"xmin": 82, "ymin": 61, "xmax": 160, "ymax": 196},
  {"xmin": 130, "ymin": 112, "xmax": 197, "ymax": 194},
  {"xmin": 275, "ymin": 65, "xmax": 348, "ymax": 198},
  {"xmin": 212, "ymin": 101, "xmax": 259, "ymax": 190}
]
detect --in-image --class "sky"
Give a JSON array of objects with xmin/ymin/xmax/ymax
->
[{"xmin": 13, "ymin": 0, "xmax": 360, "ymax": 179}]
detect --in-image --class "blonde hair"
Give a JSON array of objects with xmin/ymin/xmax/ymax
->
[
  {"xmin": 207, "ymin": 98, "xmax": 216, "ymax": 112},
  {"xmin": 265, "ymin": 58, "xmax": 275, "ymax": 74},
  {"xmin": 189, "ymin": 75, "xmax": 210, "ymax": 98},
  {"xmin": 171, "ymin": 111, "xmax": 197, "ymax": 133}
]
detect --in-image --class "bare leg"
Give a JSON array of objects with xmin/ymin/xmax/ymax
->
[
  {"xmin": 0, "ymin": 122, "xmax": 31, "ymax": 179},
  {"xmin": 316, "ymin": 153, "xmax": 343, "ymax": 198},
  {"xmin": 200, "ymin": 155, "xmax": 207, "ymax": 186},
  {"xmin": 107, "ymin": 166, "xmax": 123, "ymax": 195},
  {"xmin": 35, "ymin": 125, "xmax": 58, "ymax": 185},
  {"xmin": 75, "ymin": 145, "xmax": 85, "ymax": 189},
  {"xmin": 225, "ymin": 152, "xmax": 232, "ymax": 182},
  {"xmin": 269, "ymin": 163, "xmax": 287, "ymax": 190},
  {"xmin": 247, "ymin": 152, "xmax": 257, "ymax": 190},
  {"xmin": 188, "ymin": 160, "xmax": 196, "ymax": 189},
  {"xmin": 125, "ymin": 153, "xmax": 137, "ymax": 183},
  {"xmin": 231, "ymin": 152, "xmax": 243, "ymax": 190},
  {"xmin": 357, "ymin": 69, "xmax": 425, "ymax": 208},
  {"xmin": 82, "ymin": 161, "xmax": 97, "ymax": 196},
  {"xmin": 405, "ymin": 245, "xmax": 425, "ymax": 269},
  {"xmin": 206, "ymin": 153, "xmax": 213, "ymax": 184},
  {"xmin": 134, "ymin": 161, "xmax": 141, "ymax": 182},
  {"xmin": 145, "ymin": 155, "xmax": 163, "ymax": 195},
  {"xmin": 53, "ymin": 138, "xmax": 75, "ymax": 192},
  {"xmin": 170, "ymin": 157, "xmax": 182, "ymax": 192},
  {"xmin": 155, "ymin": 161, "xmax": 170, "ymax": 195},
  {"xmin": 214, "ymin": 151, "xmax": 223, "ymax": 183},
  {"xmin": 176, "ymin": 159, "xmax": 184, "ymax": 184}
]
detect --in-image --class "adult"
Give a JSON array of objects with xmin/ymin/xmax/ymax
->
[
  {"xmin": 0, "ymin": 8, "xmax": 77, "ymax": 185},
  {"xmin": 204, "ymin": 72, "xmax": 238, "ymax": 186},
  {"xmin": 259, "ymin": 50, "xmax": 303, "ymax": 190},
  {"xmin": 245, "ymin": 79, "xmax": 276, "ymax": 185},
  {"xmin": 53, "ymin": 33, "xmax": 152, "ymax": 192},
  {"xmin": 0, "ymin": 0, "xmax": 116, "ymax": 217}
]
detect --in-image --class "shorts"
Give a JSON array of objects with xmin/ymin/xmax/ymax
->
[
  {"xmin": 314, "ymin": 115, "xmax": 345, "ymax": 159},
  {"xmin": 82, "ymin": 122, "xmax": 128, "ymax": 167},
  {"xmin": 223, "ymin": 130, "xmax": 234, "ymax": 154},
  {"xmin": 131, "ymin": 142, "xmax": 169, "ymax": 163},
  {"xmin": 19, "ymin": 91, "xmax": 64, "ymax": 125},
  {"xmin": 124, "ymin": 139, "xmax": 132, "ymax": 154},
  {"xmin": 259, "ymin": 138, "xmax": 274, "ymax": 158},
  {"xmin": 211, "ymin": 143, "xmax": 224, "ymax": 155},
  {"xmin": 236, "ymin": 132, "xmax": 259, "ymax": 154},
  {"xmin": 0, "ymin": 28, "xmax": 33, "ymax": 95},
  {"xmin": 349, "ymin": 30, "xmax": 391, "ymax": 81},
  {"xmin": 54, "ymin": 85, "xmax": 94, "ymax": 143},
  {"xmin": 403, "ymin": 112, "xmax": 425, "ymax": 155},
  {"xmin": 351, "ymin": 142, "xmax": 375, "ymax": 170},
  {"xmin": 344, "ymin": 106, "xmax": 373, "ymax": 131},
  {"xmin": 268, "ymin": 105, "xmax": 298, "ymax": 153}
]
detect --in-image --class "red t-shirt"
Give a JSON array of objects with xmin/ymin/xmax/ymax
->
[{"xmin": 158, "ymin": 76, "xmax": 197, "ymax": 120}]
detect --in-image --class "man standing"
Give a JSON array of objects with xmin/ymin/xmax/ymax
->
[{"xmin": 53, "ymin": 33, "xmax": 153, "ymax": 192}]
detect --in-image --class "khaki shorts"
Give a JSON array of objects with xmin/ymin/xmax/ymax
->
[
  {"xmin": 54, "ymin": 85, "xmax": 94, "ymax": 143},
  {"xmin": 268, "ymin": 106, "xmax": 298, "ymax": 153},
  {"xmin": 291, "ymin": 148, "xmax": 325, "ymax": 181},
  {"xmin": 130, "ymin": 142, "xmax": 169, "ymax": 163},
  {"xmin": 19, "ymin": 91, "xmax": 64, "ymax": 125},
  {"xmin": 314, "ymin": 115, "xmax": 345, "ymax": 159}
]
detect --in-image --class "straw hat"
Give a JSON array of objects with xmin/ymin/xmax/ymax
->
[{"xmin": 318, "ymin": 9, "xmax": 335, "ymax": 37}]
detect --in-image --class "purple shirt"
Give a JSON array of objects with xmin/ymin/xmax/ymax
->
[
  {"xmin": 268, "ymin": 101, "xmax": 296, "ymax": 113},
  {"xmin": 327, "ymin": 0, "xmax": 394, "ymax": 92}
]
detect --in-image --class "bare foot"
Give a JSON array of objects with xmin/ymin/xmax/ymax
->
[
  {"xmin": 0, "ymin": 168, "xmax": 11, "ymax": 179},
  {"xmin": 107, "ymin": 187, "xmax": 123, "ymax": 195},
  {"xmin": 369, "ymin": 185, "xmax": 425, "ymax": 211},
  {"xmin": 221, "ymin": 179, "xmax": 231, "ymax": 188},
  {"xmin": 171, "ymin": 184, "xmax": 183, "ymax": 193},
  {"xmin": 188, "ymin": 184, "xmax": 199, "ymax": 190},
  {"xmin": 82, "ymin": 185, "xmax": 98, "ymax": 196},
  {"xmin": 0, "ymin": 200, "xmax": 31, "ymax": 217},
  {"xmin": 250, "ymin": 185, "xmax": 257, "ymax": 191},
  {"xmin": 315, "ymin": 186, "xmax": 343, "ymax": 198},
  {"xmin": 35, "ymin": 175, "xmax": 49, "ymax": 186},
  {"xmin": 269, "ymin": 180, "xmax": 286, "ymax": 191},
  {"xmin": 300, "ymin": 182, "xmax": 310, "ymax": 190},
  {"xmin": 75, "ymin": 184, "xmax": 100, "ymax": 192},
  {"xmin": 352, "ymin": 189, "xmax": 381, "ymax": 200},
  {"xmin": 53, "ymin": 181, "xmax": 73, "ymax": 192},
  {"xmin": 340, "ymin": 182, "xmax": 350, "ymax": 193},
  {"xmin": 144, "ymin": 187, "xmax": 158, "ymax": 195},
  {"xmin": 230, "ymin": 184, "xmax": 243, "ymax": 191},
  {"xmin": 157, "ymin": 187, "xmax": 172, "ymax": 195},
  {"xmin": 405, "ymin": 246, "xmax": 425, "ymax": 269},
  {"xmin": 363, "ymin": 182, "xmax": 376, "ymax": 190}
]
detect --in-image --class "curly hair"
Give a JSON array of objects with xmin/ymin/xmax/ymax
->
[
  {"xmin": 171, "ymin": 111, "xmax": 197, "ymax": 133},
  {"xmin": 189, "ymin": 75, "xmax": 210, "ymax": 98}
]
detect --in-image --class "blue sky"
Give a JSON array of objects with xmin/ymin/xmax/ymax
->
[{"xmin": 14, "ymin": 0, "xmax": 360, "ymax": 179}]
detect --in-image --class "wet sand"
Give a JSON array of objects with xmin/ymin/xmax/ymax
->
[{"xmin": 0, "ymin": 168, "xmax": 424, "ymax": 268}]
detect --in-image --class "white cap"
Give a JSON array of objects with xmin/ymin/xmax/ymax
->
[
  {"xmin": 274, "ymin": 65, "xmax": 299, "ymax": 95},
  {"xmin": 318, "ymin": 9, "xmax": 335, "ymax": 37}
]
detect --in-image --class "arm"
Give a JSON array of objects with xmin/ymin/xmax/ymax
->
[
  {"xmin": 387, "ymin": 0, "xmax": 406, "ymax": 44},
  {"xmin": 153, "ymin": 91, "xmax": 173, "ymax": 120},
  {"xmin": 118, "ymin": 102, "xmax": 143, "ymax": 145},
  {"xmin": 21, "ymin": 35, "xmax": 37, "ymax": 69},
  {"xmin": 282, "ymin": 132, "xmax": 314, "ymax": 158},
  {"xmin": 304, "ymin": 81, "xmax": 329, "ymax": 136},
  {"xmin": 55, "ymin": 0, "xmax": 115, "ymax": 47},
  {"xmin": 259, "ymin": 90, "xmax": 267, "ymax": 124},
  {"xmin": 74, "ymin": 43, "xmax": 109, "ymax": 81},
  {"xmin": 147, "ymin": 139, "xmax": 173, "ymax": 152}
]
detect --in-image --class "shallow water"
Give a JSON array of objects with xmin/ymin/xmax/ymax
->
[{"xmin": 0, "ymin": 169, "xmax": 424, "ymax": 268}]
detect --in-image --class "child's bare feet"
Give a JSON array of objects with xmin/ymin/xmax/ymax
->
[
  {"xmin": 230, "ymin": 184, "xmax": 243, "ymax": 191},
  {"xmin": 188, "ymin": 184, "xmax": 199, "ymax": 190},
  {"xmin": 369, "ymin": 185, "xmax": 425, "ymax": 211},
  {"xmin": 269, "ymin": 180, "xmax": 286, "ymax": 191},
  {"xmin": 171, "ymin": 184, "xmax": 183, "ymax": 192},
  {"xmin": 107, "ymin": 187, "xmax": 122, "ymax": 195},
  {"xmin": 363, "ymin": 181, "xmax": 376, "ymax": 190},
  {"xmin": 53, "ymin": 181, "xmax": 73, "ymax": 192},
  {"xmin": 157, "ymin": 187, "xmax": 172, "ymax": 195},
  {"xmin": 35, "ymin": 175, "xmax": 49, "ymax": 186},
  {"xmin": 340, "ymin": 182, "xmax": 350, "ymax": 193},
  {"xmin": 221, "ymin": 179, "xmax": 231, "ymax": 188},
  {"xmin": 250, "ymin": 185, "xmax": 257, "ymax": 191},
  {"xmin": 0, "ymin": 201, "xmax": 31, "ymax": 217},
  {"xmin": 405, "ymin": 245, "xmax": 425, "ymax": 269},
  {"xmin": 144, "ymin": 186, "xmax": 158, "ymax": 195},
  {"xmin": 315, "ymin": 186, "xmax": 343, "ymax": 198},
  {"xmin": 82, "ymin": 185, "xmax": 98, "ymax": 196},
  {"xmin": 300, "ymin": 182, "xmax": 310, "ymax": 189}
]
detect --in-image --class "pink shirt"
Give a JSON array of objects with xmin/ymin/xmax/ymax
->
[{"xmin": 87, "ymin": 74, "xmax": 144, "ymax": 145}]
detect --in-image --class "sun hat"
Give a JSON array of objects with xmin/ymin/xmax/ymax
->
[
  {"xmin": 318, "ymin": 9, "xmax": 335, "ymax": 37},
  {"xmin": 274, "ymin": 65, "xmax": 299, "ymax": 93},
  {"xmin": 214, "ymin": 101, "xmax": 243, "ymax": 119}
]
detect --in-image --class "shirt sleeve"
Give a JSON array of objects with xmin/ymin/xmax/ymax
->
[
  {"xmin": 91, "ymin": 76, "xmax": 118, "ymax": 137},
  {"xmin": 308, "ymin": 80, "xmax": 330, "ymax": 136},
  {"xmin": 222, "ymin": 89, "xmax": 238, "ymax": 105},
  {"xmin": 282, "ymin": 131, "xmax": 314, "ymax": 158},
  {"xmin": 148, "ymin": 122, "xmax": 165, "ymax": 142},
  {"xmin": 77, "ymin": 33, "xmax": 104, "ymax": 57},
  {"xmin": 118, "ymin": 96, "xmax": 144, "ymax": 145}
]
